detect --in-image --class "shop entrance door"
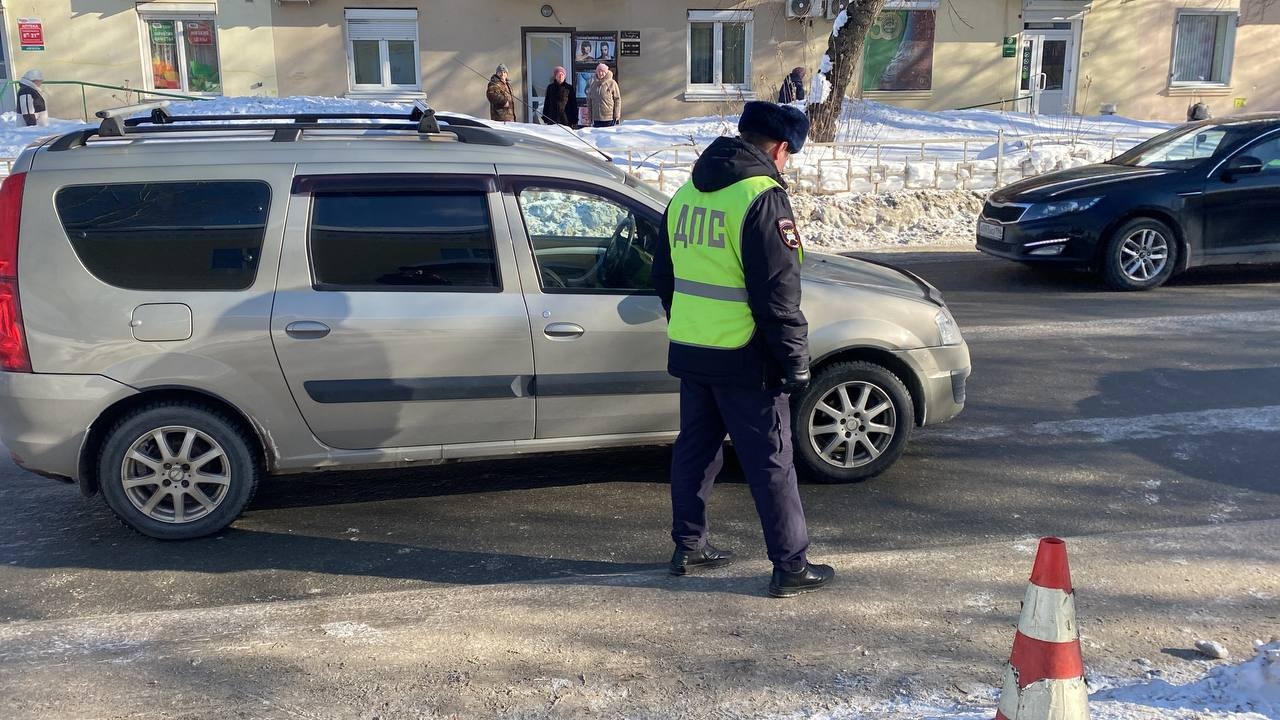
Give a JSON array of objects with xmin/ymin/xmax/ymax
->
[
  {"xmin": 1018, "ymin": 28, "xmax": 1074, "ymax": 115},
  {"xmin": 524, "ymin": 31, "xmax": 572, "ymax": 124}
]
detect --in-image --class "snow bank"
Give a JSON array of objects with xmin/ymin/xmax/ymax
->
[
  {"xmin": 794, "ymin": 190, "xmax": 984, "ymax": 250},
  {"xmin": 1095, "ymin": 641, "xmax": 1280, "ymax": 717}
]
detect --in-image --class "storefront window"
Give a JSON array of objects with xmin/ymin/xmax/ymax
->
[
  {"xmin": 862, "ymin": 4, "xmax": 936, "ymax": 92},
  {"xmin": 686, "ymin": 10, "xmax": 753, "ymax": 98},
  {"xmin": 145, "ymin": 18, "xmax": 221, "ymax": 94}
]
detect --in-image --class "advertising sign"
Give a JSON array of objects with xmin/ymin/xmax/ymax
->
[
  {"xmin": 149, "ymin": 21, "xmax": 176, "ymax": 45},
  {"xmin": 186, "ymin": 21, "xmax": 214, "ymax": 46},
  {"xmin": 861, "ymin": 10, "xmax": 935, "ymax": 91},
  {"xmin": 620, "ymin": 30, "xmax": 641, "ymax": 57},
  {"xmin": 18, "ymin": 18, "xmax": 44, "ymax": 52}
]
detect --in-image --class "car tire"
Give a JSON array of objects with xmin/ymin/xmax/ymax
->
[
  {"xmin": 97, "ymin": 402, "xmax": 261, "ymax": 540},
  {"xmin": 791, "ymin": 361, "xmax": 915, "ymax": 483},
  {"xmin": 1101, "ymin": 217, "xmax": 1179, "ymax": 291}
]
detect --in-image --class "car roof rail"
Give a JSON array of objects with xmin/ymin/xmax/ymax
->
[{"xmin": 47, "ymin": 100, "xmax": 514, "ymax": 152}]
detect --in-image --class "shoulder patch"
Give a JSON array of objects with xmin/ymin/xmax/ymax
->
[{"xmin": 777, "ymin": 218, "xmax": 802, "ymax": 250}]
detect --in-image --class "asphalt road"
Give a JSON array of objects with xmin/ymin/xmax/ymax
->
[{"xmin": 2, "ymin": 251, "xmax": 1279, "ymax": 624}]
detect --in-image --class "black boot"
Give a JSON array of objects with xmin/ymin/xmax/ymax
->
[
  {"xmin": 768, "ymin": 562, "xmax": 835, "ymax": 598},
  {"xmin": 669, "ymin": 544, "xmax": 736, "ymax": 576}
]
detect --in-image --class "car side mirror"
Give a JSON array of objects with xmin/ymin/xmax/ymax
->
[{"xmin": 1224, "ymin": 155, "xmax": 1264, "ymax": 180}]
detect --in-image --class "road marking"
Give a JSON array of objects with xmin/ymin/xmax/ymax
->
[
  {"xmin": 929, "ymin": 404, "xmax": 1280, "ymax": 443},
  {"xmin": 962, "ymin": 309, "xmax": 1280, "ymax": 341}
]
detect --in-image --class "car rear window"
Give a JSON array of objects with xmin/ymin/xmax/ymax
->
[
  {"xmin": 55, "ymin": 181, "xmax": 271, "ymax": 291},
  {"xmin": 309, "ymin": 191, "xmax": 499, "ymax": 291}
]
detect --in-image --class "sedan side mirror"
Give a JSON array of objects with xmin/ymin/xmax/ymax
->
[{"xmin": 1224, "ymin": 155, "xmax": 1264, "ymax": 180}]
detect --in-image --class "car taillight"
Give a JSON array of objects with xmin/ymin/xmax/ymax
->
[{"xmin": 0, "ymin": 172, "xmax": 30, "ymax": 373}]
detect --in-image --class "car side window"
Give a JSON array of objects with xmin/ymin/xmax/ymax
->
[
  {"xmin": 1242, "ymin": 136, "xmax": 1280, "ymax": 174},
  {"xmin": 516, "ymin": 186, "xmax": 660, "ymax": 293},
  {"xmin": 309, "ymin": 191, "xmax": 500, "ymax": 291}
]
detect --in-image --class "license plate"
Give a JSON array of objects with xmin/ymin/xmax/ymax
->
[{"xmin": 977, "ymin": 220, "xmax": 1004, "ymax": 241}]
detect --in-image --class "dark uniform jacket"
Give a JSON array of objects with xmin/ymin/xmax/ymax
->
[
  {"xmin": 543, "ymin": 80, "xmax": 579, "ymax": 126},
  {"xmin": 651, "ymin": 136, "xmax": 809, "ymax": 389}
]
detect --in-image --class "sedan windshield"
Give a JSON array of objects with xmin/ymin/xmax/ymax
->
[{"xmin": 1111, "ymin": 122, "xmax": 1265, "ymax": 169}]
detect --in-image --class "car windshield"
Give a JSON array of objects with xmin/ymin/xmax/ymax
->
[{"xmin": 1110, "ymin": 122, "xmax": 1265, "ymax": 169}]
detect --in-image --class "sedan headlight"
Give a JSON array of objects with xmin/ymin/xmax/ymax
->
[
  {"xmin": 935, "ymin": 308, "xmax": 962, "ymax": 346},
  {"xmin": 1021, "ymin": 197, "xmax": 1102, "ymax": 221}
]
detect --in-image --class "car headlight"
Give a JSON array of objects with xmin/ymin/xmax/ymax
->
[
  {"xmin": 935, "ymin": 308, "xmax": 962, "ymax": 346},
  {"xmin": 1021, "ymin": 197, "xmax": 1102, "ymax": 221}
]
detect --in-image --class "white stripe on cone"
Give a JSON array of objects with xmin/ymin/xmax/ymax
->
[
  {"xmin": 997, "ymin": 668, "xmax": 1089, "ymax": 720},
  {"xmin": 1018, "ymin": 584, "xmax": 1078, "ymax": 644}
]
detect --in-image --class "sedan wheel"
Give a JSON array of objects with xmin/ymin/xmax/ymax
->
[
  {"xmin": 792, "ymin": 361, "xmax": 915, "ymax": 482},
  {"xmin": 121, "ymin": 426, "xmax": 232, "ymax": 524},
  {"xmin": 1102, "ymin": 217, "xmax": 1178, "ymax": 291}
]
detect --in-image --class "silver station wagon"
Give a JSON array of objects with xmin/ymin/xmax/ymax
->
[{"xmin": 0, "ymin": 103, "xmax": 970, "ymax": 539}]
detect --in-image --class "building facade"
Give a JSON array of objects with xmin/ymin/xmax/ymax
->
[{"xmin": 1, "ymin": 0, "xmax": 1277, "ymax": 124}]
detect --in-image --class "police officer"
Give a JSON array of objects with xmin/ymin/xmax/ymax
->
[{"xmin": 651, "ymin": 102, "xmax": 834, "ymax": 598}]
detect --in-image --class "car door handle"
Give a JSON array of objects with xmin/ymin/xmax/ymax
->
[
  {"xmin": 285, "ymin": 321, "xmax": 331, "ymax": 340},
  {"xmin": 544, "ymin": 322, "xmax": 585, "ymax": 339}
]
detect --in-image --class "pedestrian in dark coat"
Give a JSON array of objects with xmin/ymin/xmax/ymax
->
[
  {"xmin": 651, "ymin": 101, "xmax": 834, "ymax": 599},
  {"xmin": 778, "ymin": 67, "xmax": 806, "ymax": 104},
  {"xmin": 17, "ymin": 69, "xmax": 49, "ymax": 127},
  {"xmin": 543, "ymin": 66, "xmax": 578, "ymax": 127},
  {"xmin": 487, "ymin": 64, "xmax": 516, "ymax": 122}
]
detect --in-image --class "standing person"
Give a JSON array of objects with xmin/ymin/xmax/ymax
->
[
  {"xmin": 17, "ymin": 69, "xmax": 49, "ymax": 128},
  {"xmin": 778, "ymin": 67, "xmax": 806, "ymax": 104},
  {"xmin": 486, "ymin": 64, "xmax": 516, "ymax": 122},
  {"xmin": 543, "ymin": 66, "xmax": 578, "ymax": 127},
  {"xmin": 650, "ymin": 102, "xmax": 834, "ymax": 599},
  {"xmin": 586, "ymin": 63, "xmax": 620, "ymax": 128}
]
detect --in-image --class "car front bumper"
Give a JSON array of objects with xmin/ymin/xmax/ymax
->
[
  {"xmin": 898, "ymin": 342, "xmax": 970, "ymax": 426},
  {"xmin": 0, "ymin": 372, "xmax": 137, "ymax": 485},
  {"xmin": 975, "ymin": 215, "xmax": 1103, "ymax": 265}
]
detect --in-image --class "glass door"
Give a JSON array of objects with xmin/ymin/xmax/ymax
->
[
  {"xmin": 1019, "ymin": 29, "xmax": 1073, "ymax": 115},
  {"xmin": 525, "ymin": 32, "xmax": 572, "ymax": 124}
]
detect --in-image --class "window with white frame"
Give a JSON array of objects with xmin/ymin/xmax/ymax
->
[
  {"xmin": 686, "ymin": 10, "xmax": 753, "ymax": 99},
  {"xmin": 1170, "ymin": 11, "xmax": 1237, "ymax": 86},
  {"xmin": 345, "ymin": 9, "xmax": 420, "ymax": 93},
  {"xmin": 140, "ymin": 8, "xmax": 222, "ymax": 94}
]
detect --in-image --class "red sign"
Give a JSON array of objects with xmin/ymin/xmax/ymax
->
[
  {"xmin": 18, "ymin": 18, "xmax": 44, "ymax": 51},
  {"xmin": 185, "ymin": 21, "xmax": 213, "ymax": 46}
]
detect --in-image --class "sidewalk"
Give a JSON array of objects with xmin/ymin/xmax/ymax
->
[{"xmin": 2, "ymin": 520, "xmax": 1276, "ymax": 719}]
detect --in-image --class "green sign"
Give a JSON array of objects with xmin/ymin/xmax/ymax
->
[
  {"xmin": 149, "ymin": 21, "xmax": 175, "ymax": 45},
  {"xmin": 1003, "ymin": 36, "xmax": 1018, "ymax": 58},
  {"xmin": 861, "ymin": 10, "xmax": 935, "ymax": 92}
]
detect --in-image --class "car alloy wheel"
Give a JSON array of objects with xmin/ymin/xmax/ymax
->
[
  {"xmin": 1119, "ymin": 228, "xmax": 1170, "ymax": 283},
  {"xmin": 120, "ymin": 425, "xmax": 232, "ymax": 524},
  {"xmin": 807, "ymin": 381, "xmax": 898, "ymax": 469}
]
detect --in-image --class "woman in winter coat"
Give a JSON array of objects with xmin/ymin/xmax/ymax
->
[
  {"xmin": 543, "ymin": 66, "xmax": 578, "ymax": 127},
  {"xmin": 585, "ymin": 63, "xmax": 621, "ymax": 128},
  {"xmin": 486, "ymin": 64, "xmax": 516, "ymax": 122},
  {"xmin": 17, "ymin": 69, "xmax": 49, "ymax": 127}
]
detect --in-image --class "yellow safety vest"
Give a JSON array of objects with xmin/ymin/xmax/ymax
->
[{"xmin": 666, "ymin": 175, "xmax": 781, "ymax": 349}]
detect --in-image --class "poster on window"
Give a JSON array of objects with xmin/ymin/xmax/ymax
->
[
  {"xmin": 185, "ymin": 21, "xmax": 213, "ymax": 45},
  {"xmin": 861, "ymin": 10, "xmax": 935, "ymax": 91}
]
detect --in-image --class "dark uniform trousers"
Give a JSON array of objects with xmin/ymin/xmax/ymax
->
[{"xmin": 670, "ymin": 378, "xmax": 810, "ymax": 572}]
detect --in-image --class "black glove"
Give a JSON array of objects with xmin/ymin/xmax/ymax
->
[{"xmin": 780, "ymin": 367, "xmax": 810, "ymax": 395}]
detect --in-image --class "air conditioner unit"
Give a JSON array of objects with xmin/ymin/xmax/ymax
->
[
  {"xmin": 826, "ymin": 0, "xmax": 851, "ymax": 19},
  {"xmin": 787, "ymin": 0, "xmax": 824, "ymax": 19}
]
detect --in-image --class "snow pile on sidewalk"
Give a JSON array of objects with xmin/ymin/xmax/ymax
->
[{"xmin": 793, "ymin": 190, "xmax": 984, "ymax": 249}]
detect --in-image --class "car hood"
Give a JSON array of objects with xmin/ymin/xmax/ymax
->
[
  {"xmin": 802, "ymin": 252, "xmax": 933, "ymax": 303},
  {"xmin": 990, "ymin": 163, "xmax": 1175, "ymax": 202}
]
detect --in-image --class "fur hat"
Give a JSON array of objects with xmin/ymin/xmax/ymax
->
[
  {"xmin": 495, "ymin": 64, "xmax": 509, "ymax": 75},
  {"xmin": 738, "ymin": 101, "xmax": 810, "ymax": 153}
]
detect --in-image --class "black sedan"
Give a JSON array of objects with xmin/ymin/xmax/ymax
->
[{"xmin": 976, "ymin": 113, "xmax": 1280, "ymax": 290}]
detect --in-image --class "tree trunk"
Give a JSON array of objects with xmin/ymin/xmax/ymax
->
[{"xmin": 807, "ymin": 0, "xmax": 889, "ymax": 143}]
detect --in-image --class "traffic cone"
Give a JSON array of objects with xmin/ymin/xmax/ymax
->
[{"xmin": 995, "ymin": 537, "xmax": 1089, "ymax": 720}]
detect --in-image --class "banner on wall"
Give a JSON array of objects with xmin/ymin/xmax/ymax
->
[
  {"xmin": 18, "ymin": 18, "xmax": 45, "ymax": 52},
  {"xmin": 185, "ymin": 21, "xmax": 214, "ymax": 46},
  {"xmin": 861, "ymin": 10, "xmax": 935, "ymax": 91}
]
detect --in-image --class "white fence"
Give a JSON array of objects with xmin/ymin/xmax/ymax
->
[{"xmin": 620, "ymin": 130, "xmax": 1155, "ymax": 195}]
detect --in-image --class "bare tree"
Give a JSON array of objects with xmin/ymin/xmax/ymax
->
[{"xmin": 807, "ymin": 0, "xmax": 889, "ymax": 143}]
